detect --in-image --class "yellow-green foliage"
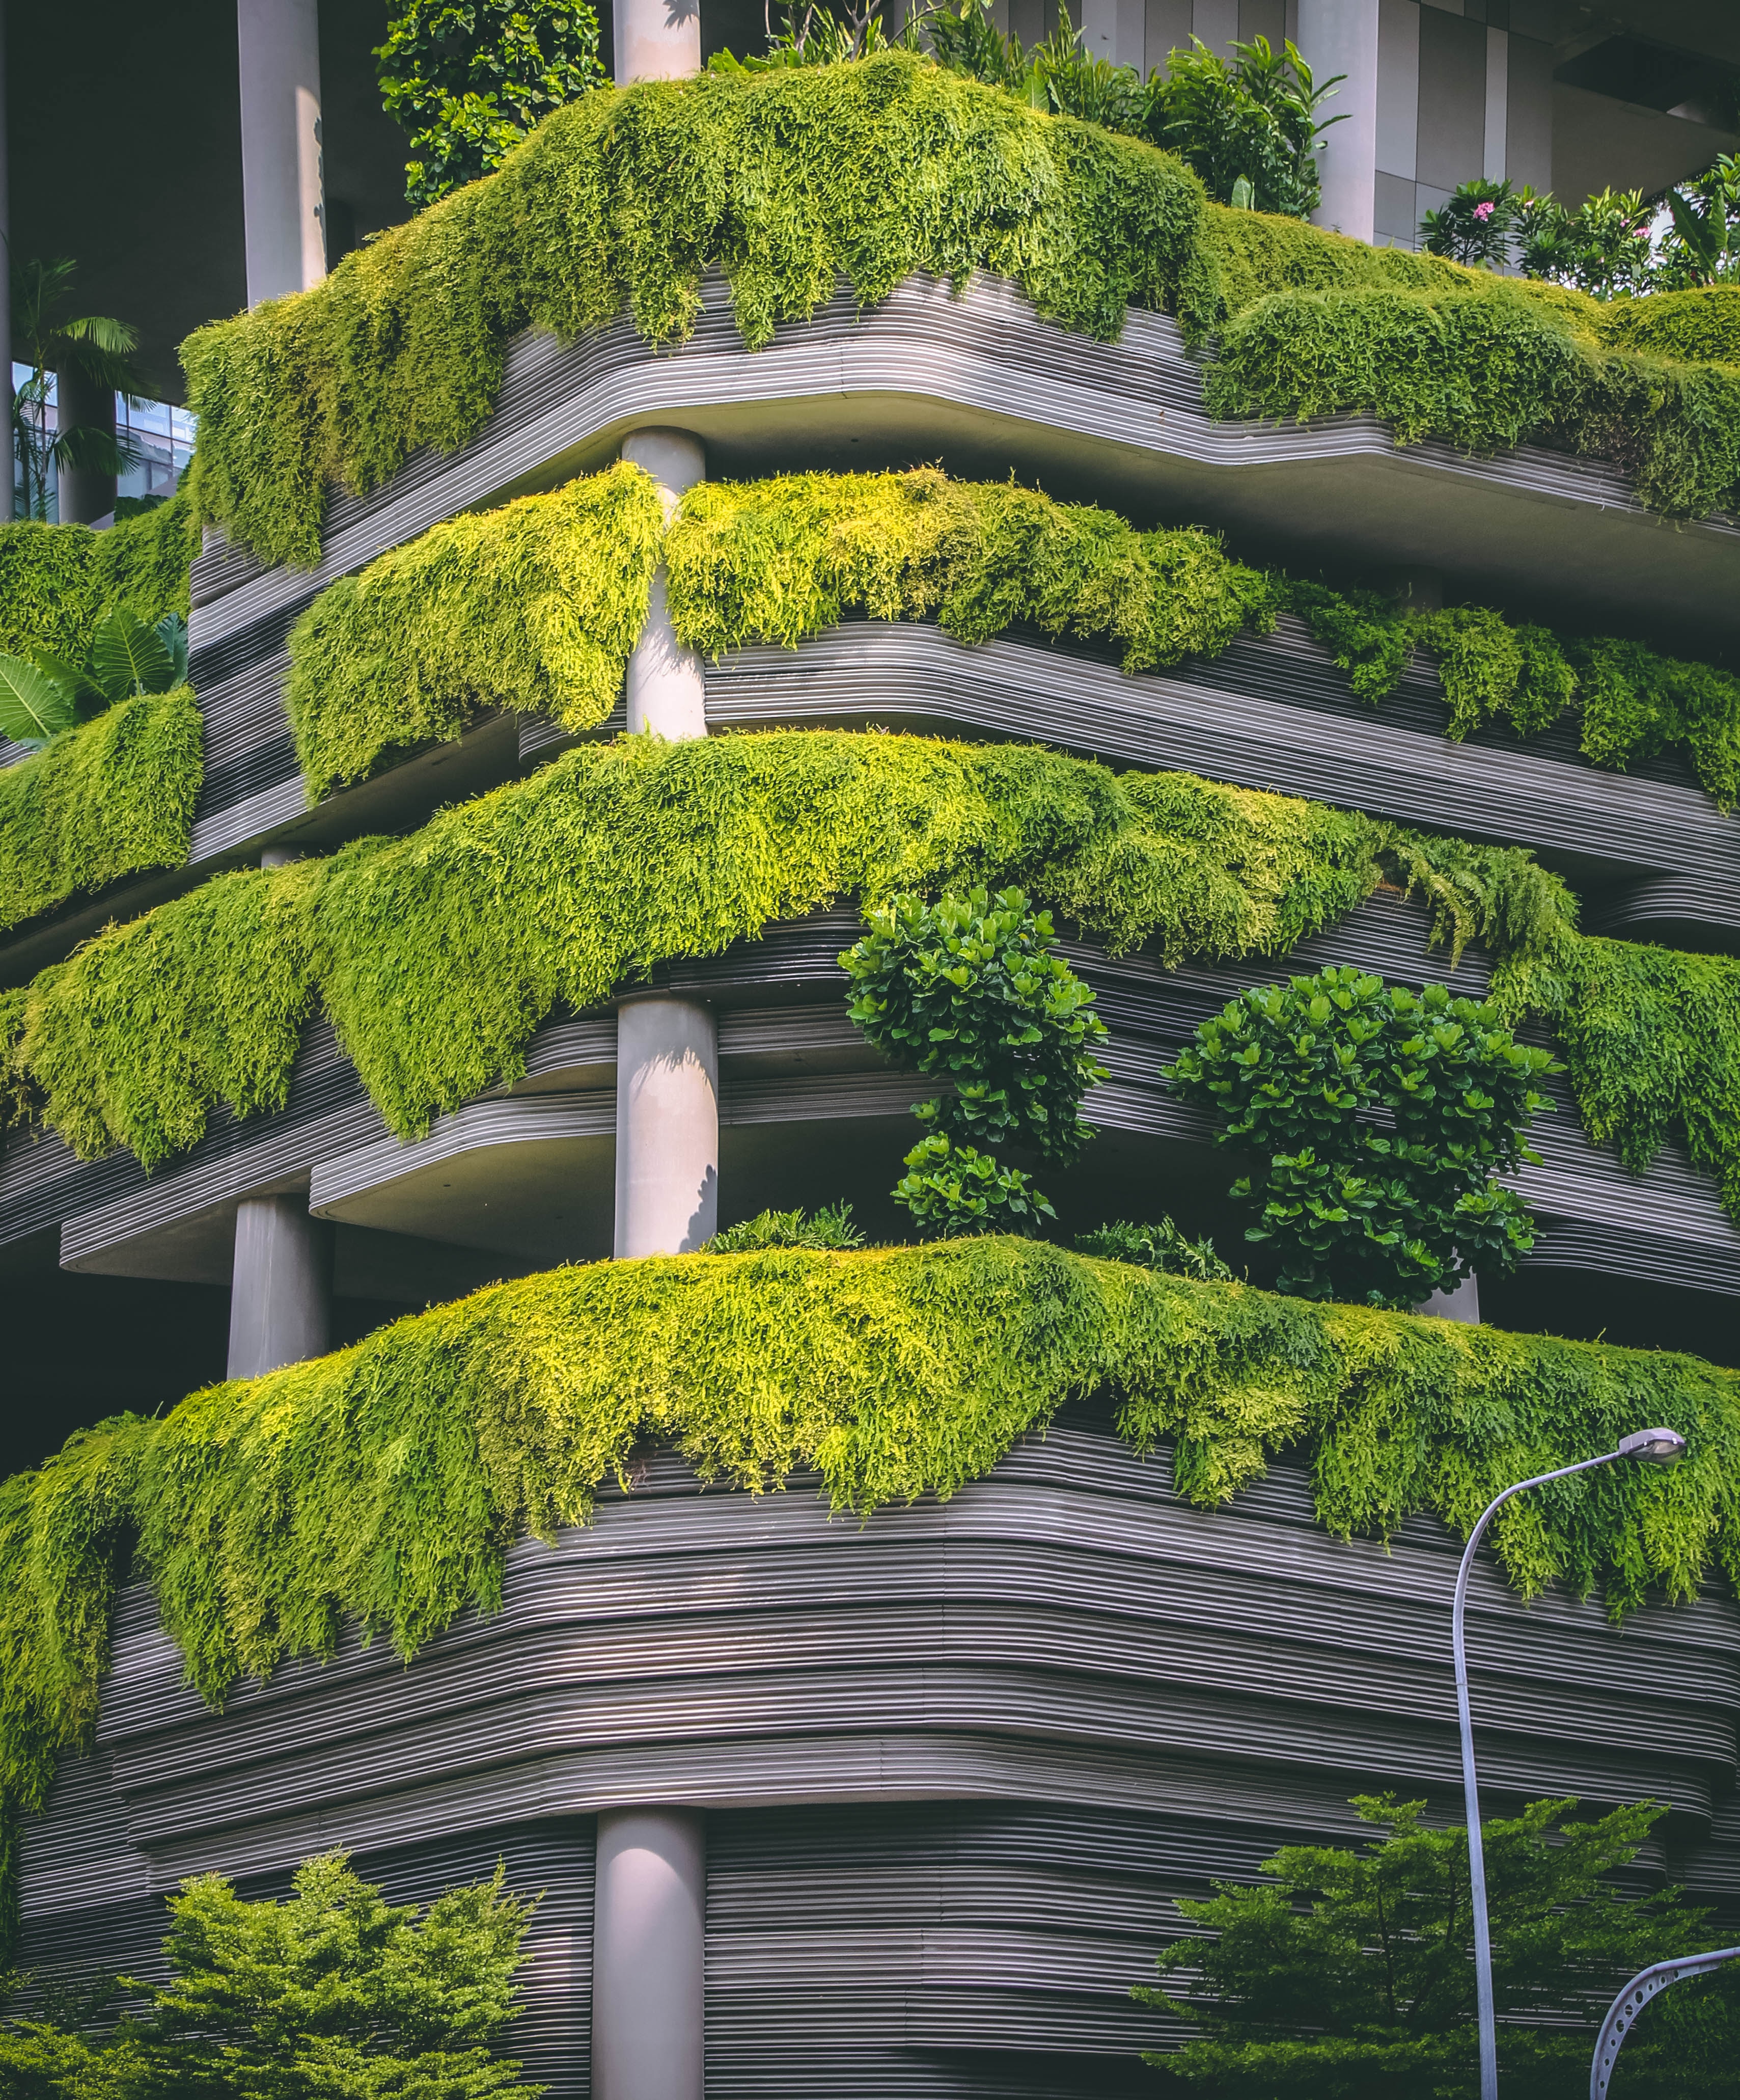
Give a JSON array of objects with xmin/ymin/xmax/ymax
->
[
  {"xmin": 286, "ymin": 463, "xmax": 667, "ymax": 800},
  {"xmin": 10, "ymin": 730, "xmax": 1413, "ymax": 1164},
  {"xmin": 1600, "ymin": 285, "xmax": 1740, "ymax": 368},
  {"xmin": 4, "ymin": 1239, "xmax": 1737, "ymax": 1953},
  {"xmin": 1207, "ymin": 283, "xmax": 1740, "ymax": 519},
  {"xmin": 0, "ymin": 496, "xmax": 199, "ymax": 663},
  {"xmin": 182, "ymin": 53, "xmax": 1217, "ymax": 570},
  {"xmin": 0, "ymin": 691, "xmax": 203, "ymax": 933},
  {"xmin": 666, "ymin": 466, "xmax": 1276, "ymax": 665}
]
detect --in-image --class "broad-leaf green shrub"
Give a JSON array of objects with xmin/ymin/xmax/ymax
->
[
  {"xmin": 3, "ymin": 1239, "xmax": 1737, "ymax": 1956},
  {"xmin": 0, "ymin": 691, "xmax": 203, "ymax": 933},
  {"xmin": 286, "ymin": 461, "xmax": 665, "ymax": 799},
  {"xmin": 182, "ymin": 52, "xmax": 1219, "ymax": 569},
  {"xmin": 0, "ymin": 1853, "xmax": 541, "ymax": 2097},
  {"xmin": 1138, "ymin": 1792, "xmax": 1734, "ymax": 2094},
  {"xmin": 893, "ymin": 1131, "xmax": 1057, "ymax": 1234},
  {"xmin": 1169, "ymin": 965, "xmax": 1559, "ymax": 1306}
]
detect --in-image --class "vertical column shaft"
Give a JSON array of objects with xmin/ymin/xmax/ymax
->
[
  {"xmin": 621, "ymin": 428, "xmax": 707, "ymax": 741},
  {"xmin": 237, "ymin": 0, "xmax": 326, "ymax": 306},
  {"xmin": 592, "ymin": 1809, "xmax": 706, "ymax": 2100},
  {"xmin": 1298, "ymin": 0, "xmax": 1380, "ymax": 242},
  {"xmin": 614, "ymin": 998, "xmax": 719, "ymax": 1257},
  {"xmin": 614, "ymin": 0, "xmax": 701, "ymax": 84},
  {"xmin": 53, "ymin": 362, "xmax": 118, "ymax": 526},
  {"xmin": 227, "ymin": 1194, "xmax": 332, "ymax": 1379}
]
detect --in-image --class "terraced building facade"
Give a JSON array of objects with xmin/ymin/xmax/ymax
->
[{"xmin": 4, "ymin": 4, "xmax": 1740, "ymax": 2095}]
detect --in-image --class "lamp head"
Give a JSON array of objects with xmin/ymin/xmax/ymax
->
[{"xmin": 1617, "ymin": 1427, "xmax": 1688, "ymax": 1466}]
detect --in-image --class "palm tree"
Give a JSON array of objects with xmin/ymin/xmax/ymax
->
[{"xmin": 10, "ymin": 259, "xmax": 147, "ymax": 522}]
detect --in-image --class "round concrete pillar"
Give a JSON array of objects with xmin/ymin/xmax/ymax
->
[
  {"xmin": 1297, "ymin": 0, "xmax": 1379, "ymax": 244},
  {"xmin": 614, "ymin": 0, "xmax": 702, "ymax": 84},
  {"xmin": 237, "ymin": 0, "xmax": 327, "ymax": 305},
  {"xmin": 615, "ymin": 996, "xmax": 719, "ymax": 1257},
  {"xmin": 1418, "ymin": 1272, "xmax": 1480, "ymax": 1323},
  {"xmin": 621, "ymin": 428, "xmax": 707, "ymax": 741},
  {"xmin": 227, "ymin": 1193, "xmax": 332, "ymax": 1379},
  {"xmin": 53, "ymin": 361, "xmax": 117, "ymax": 526},
  {"xmin": 592, "ymin": 1808, "xmax": 705, "ymax": 2100}
]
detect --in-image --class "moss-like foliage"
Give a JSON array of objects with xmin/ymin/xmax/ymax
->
[
  {"xmin": 1206, "ymin": 283, "xmax": 1740, "ymax": 520},
  {"xmin": 286, "ymin": 462, "xmax": 666, "ymax": 799},
  {"xmin": 182, "ymin": 52, "xmax": 1217, "ymax": 570},
  {"xmin": 14, "ymin": 732, "xmax": 1394, "ymax": 1164},
  {"xmin": 293, "ymin": 464, "xmax": 1740, "ymax": 805},
  {"xmin": 667, "ymin": 465, "xmax": 1276, "ymax": 664},
  {"xmin": 3, "ymin": 1238, "xmax": 1737, "ymax": 1956},
  {"xmin": 0, "ymin": 690, "xmax": 204, "ymax": 933},
  {"xmin": 0, "ymin": 496, "xmax": 199, "ymax": 665},
  {"xmin": 1599, "ymin": 285, "xmax": 1740, "ymax": 369}
]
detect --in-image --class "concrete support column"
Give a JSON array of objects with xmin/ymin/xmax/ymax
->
[
  {"xmin": 614, "ymin": 0, "xmax": 701, "ymax": 84},
  {"xmin": 54, "ymin": 362, "xmax": 118, "ymax": 526},
  {"xmin": 614, "ymin": 997, "xmax": 719, "ymax": 1257},
  {"xmin": 621, "ymin": 428, "xmax": 707, "ymax": 741},
  {"xmin": 237, "ymin": 0, "xmax": 326, "ymax": 306},
  {"xmin": 592, "ymin": 1809, "xmax": 705, "ymax": 2100},
  {"xmin": 1418, "ymin": 1272, "xmax": 1480, "ymax": 1323},
  {"xmin": 1297, "ymin": 0, "xmax": 1380, "ymax": 243},
  {"xmin": 227, "ymin": 1194, "xmax": 332, "ymax": 1378}
]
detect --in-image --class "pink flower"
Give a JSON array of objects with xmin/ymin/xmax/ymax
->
[{"xmin": 1474, "ymin": 200, "xmax": 1495, "ymax": 222}]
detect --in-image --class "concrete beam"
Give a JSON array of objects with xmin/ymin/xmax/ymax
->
[
  {"xmin": 1300, "ymin": 0, "xmax": 1380, "ymax": 243},
  {"xmin": 592, "ymin": 1808, "xmax": 705, "ymax": 2100},
  {"xmin": 615, "ymin": 997, "xmax": 719, "ymax": 1257},
  {"xmin": 237, "ymin": 0, "xmax": 327, "ymax": 305},
  {"xmin": 621, "ymin": 427, "xmax": 707, "ymax": 741}
]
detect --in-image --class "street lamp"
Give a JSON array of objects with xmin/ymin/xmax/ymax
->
[{"xmin": 1452, "ymin": 1424, "xmax": 1688, "ymax": 2100}]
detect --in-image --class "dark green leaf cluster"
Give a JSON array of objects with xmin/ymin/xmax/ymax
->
[
  {"xmin": 376, "ymin": 0, "xmax": 605, "ymax": 206},
  {"xmin": 0, "ymin": 608, "xmax": 187, "ymax": 752},
  {"xmin": 1168, "ymin": 965, "xmax": 1559, "ymax": 1306},
  {"xmin": 842, "ymin": 885, "xmax": 1108, "ymax": 1232},
  {"xmin": 1419, "ymin": 177, "xmax": 1520, "ymax": 268},
  {"xmin": 1147, "ymin": 33, "xmax": 1342, "ymax": 219},
  {"xmin": 1139, "ymin": 1792, "xmax": 1731, "ymax": 2095},
  {"xmin": 1073, "ymin": 1217, "xmax": 1232, "ymax": 1280},
  {"xmin": 0, "ymin": 1851, "xmax": 540, "ymax": 2098},
  {"xmin": 702, "ymin": 1202, "xmax": 865, "ymax": 1251}
]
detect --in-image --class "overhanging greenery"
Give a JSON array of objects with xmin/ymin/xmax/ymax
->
[
  {"xmin": 3, "ymin": 1238, "xmax": 1736, "ymax": 1963},
  {"xmin": 0, "ymin": 690, "xmax": 204, "ymax": 934},
  {"xmin": 286, "ymin": 466, "xmax": 1740, "ymax": 808},
  {"xmin": 0, "ymin": 497, "xmax": 198, "ymax": 666}
]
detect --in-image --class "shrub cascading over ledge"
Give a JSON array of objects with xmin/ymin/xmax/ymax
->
[
  {"xmin": 0, "ymin": 497, "xmax": 199, "ymax": 664},
  {"xmin": 0, "ymin": 691, "xmax": 204, "ymax": 934},
  {"xmin": 3, "ymin": 1238, "xmax": 1738, "ymax": 1961},
  {"xmin": 179, "ymin": 54, "xmax": 1740, "ymax": 576}
]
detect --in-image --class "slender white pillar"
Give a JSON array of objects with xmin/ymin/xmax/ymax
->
[
  {"xmin": 1419, "ymin": 1272, "xmax": 1480, "ymax": 1323},
  {"xmin": 592, "ymin": 1809, "xmax": 705, "ymax": 2100},
  {"xmin": 237, "ymin": 0, "xmax": 326, "ymax": 305},
  {"xmin": 614, "ymin": 998, "xmax": 719, "ymax": 1257},
  {"xmin": 1297, "ymin": 0, "xmax": 1380, "ymax": 243},
  {"xmin": 621, "ymin": 429, "xmax": 707, "ymax": 741},
  {"xmin": 227, "ymin": 1194, "xmax": 332, "ymax": 1378},
  {"xmin": 614, "ymin": 0, "xmax": 702, "ymax": 84}
]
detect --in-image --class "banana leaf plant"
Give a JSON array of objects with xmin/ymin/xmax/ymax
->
[{"xmin": 0, "ymin": 607, "xmax": 188, "ymax": 751}]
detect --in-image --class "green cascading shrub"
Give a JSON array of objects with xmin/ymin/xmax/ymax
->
[
  {"xmin": 0, "ymin": 690, "xmax": 204, "ymax": 933},
  {"xmin": 1599, "ymin": 284, "xmax": 1740, "ymax": 369},
  {"xmin": 286, "ymin": 461, "xmax": 666, "ymax": 799},
  {"xmin": 5, "ymin": 729, "xmax": 1457, "ymax": 1164},
  {"xmin": 293, "ymin": 464, "xmax": 1740, "ymax": 806},
  {"xmin": 0, "ymin": 496, "xmax": 199, "ymax": 664},
  {"xmin": 1206, "ymin": 284, "xmax": 1740, "ymax": 520},
  {"xmin": 3, "ymin": 1237, "xmax": 1738, "ymax": 1957},
  {"xmin": 181, "ymin": 52, "xmax": 1220, "ymax": 571}
]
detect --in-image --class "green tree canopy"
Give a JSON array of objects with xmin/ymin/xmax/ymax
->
[
  {"xmin": 1139, "ymin": 1793, "xmax": 1739, "ymax": 2097},
  {"xmin": 0, "ymin": 1851, "xmax": 540, "ymax": 2098}
]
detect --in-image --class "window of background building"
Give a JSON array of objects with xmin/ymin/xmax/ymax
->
[{"xmin": 10, "ymin": 363, "xmax": 197, "ymax": 521}]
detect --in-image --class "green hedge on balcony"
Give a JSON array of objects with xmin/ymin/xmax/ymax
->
[
  {"xmin": 3, "ymin": 1238, "xmax": 1736, "ymax": 1961},
  {"xmin": 0, "ymin": 496, "xmax": 198, "ymax": 664}
]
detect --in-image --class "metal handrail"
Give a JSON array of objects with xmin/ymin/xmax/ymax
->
[{"xmin": 1589, "ymin": 1946, "xmax": 1740, "ymax": 2097}]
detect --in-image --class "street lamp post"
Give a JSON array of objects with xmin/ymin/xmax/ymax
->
[{"xmin": 1452, "ymin": 1425, "xmax": 1688, "ymax": 2100}]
